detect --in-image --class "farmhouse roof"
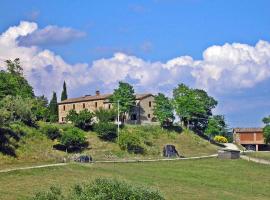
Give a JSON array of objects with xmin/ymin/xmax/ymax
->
[
  {"xmin": 233, "ymin": 128, "xmax": 263, "ymax": 133},
  {"xmin": 58, "ymin": 93, "xmax": 153, "ymax": 105}
]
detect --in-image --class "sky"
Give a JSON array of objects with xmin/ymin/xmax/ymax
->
[{"xmin": 0, "ymin": 0, "xmax": 270, "ymax": 128}]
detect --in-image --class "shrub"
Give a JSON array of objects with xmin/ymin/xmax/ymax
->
[
  {"xmin": 39, "ymin": 124, "xmax": 61, "ymax": 140},
  {"xmin": 214, "ymin": 135, "xmax": 228, "ymax": 143},
  {"xmin": 95, "ymin": 108, "xmax": 116, "ymax": 122},
  {"xmin": 29, "ymin": 186, "xmax": 64, "ymax": 200},
  {"xmin": 66, "ymin": 109, "xmax": 94, "ymax": 130},
  {"xmin": 93, "ymin": 122, "xmax": 117, "ymax": 141},
  {"xmin": 119, "ymin": 131, "xmax": 145, "ymax": 154},
  {"xmin": 29, "ymin": 178, "xmax": 164, "ymax": 200},
  {"xmin": 60, "ymin": 127, "xmax": 86, "ymax": 150}
]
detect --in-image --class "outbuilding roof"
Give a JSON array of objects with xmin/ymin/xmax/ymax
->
[
  {"xmin": 233, "ymin": 128, "xmax": 263, "ymax": 133},
  {"xmin": 58, "ymin": 93, "xmax": 153, "ymax": 105}
]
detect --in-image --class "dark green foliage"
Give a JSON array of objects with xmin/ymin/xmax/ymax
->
[
  {"xmin": 0, "ymin": 95, "xmax": 36, "ymax": 126},
  {"xmin": 66, "ymin": 109, "xmax": 94, "ymax": 130},
  {"xmin": 60, "ymin": 127, "xmax": 86, "ymax": 150},
  {"xmin": 32, "ymin": 96, "xmax": 50, "ymax": 121},
  {"xmin": 93, "ymin": 122, "xmax": 117, "ymax": 141},
  {"xmin": 39, "ymin": 124, "xmax": 61, "ymax": 140},
  {"xmin": 119, "ymin": 131, "xmax": 144, "ymax": 154},
  {"xmin": 262, "ymin": 116, "xmax": 270, "ymax": 144},
  {"xmin": 49, "ymin": 92, "xmax": 58, "ymax": 122},
  {"xmin": 109, "ymin": 82, "xmax": 136, "ymax": 120},
  {"xmin": 153, "ymin": 93, "xmax": 174, "ymax": 127},
  {"xmin": 61, "ymin": 81, "xmax": 68, "ymax": 101},
  {"xmin": 205, "ymin": 115, "xmax": 227, "ymax": 137},
  {"xmin": 29, "ymin": 178, "xmax": 164, "ymax": 200},
  {"xmin": 0, "ymin": 58, "xmax": 34, "ymax": 100},
  {"xmin": 173, "ymin": 83, "xmax": 217, "ymax": 133},
  {"xmin": 95, "ymin": 108, "xmax": 116, "ymax": 122},
  {"xmin": 29, "ymin": 186, "xmax": 64, "ymax": 200}
]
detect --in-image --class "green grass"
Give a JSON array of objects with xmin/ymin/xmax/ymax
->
[
  {"xmin": 0, "ymin": 158, "xmax": 269, "ymax": 200},
  {"xmin": 0, "ymin": 123, "xmax": 218, "ymax": 169},
  {"xmin": 244, "ymin": 151, "xmax": 270, "ymax": 161}
]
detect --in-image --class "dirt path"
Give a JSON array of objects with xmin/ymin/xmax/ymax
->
[
  {"xmin": 241, "ymin": 155, "xmax": 270, "ymax": 165},
  {"xmin": 0, "ymin": 154, "xmax": 217, "ymax": 173}
]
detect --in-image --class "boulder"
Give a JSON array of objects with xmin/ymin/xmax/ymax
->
[{"xmin": 163, "ymin": 145, "xmax": 180, "ymax": 157}]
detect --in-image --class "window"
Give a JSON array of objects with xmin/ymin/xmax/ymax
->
[
  {"xmin": 62, "ymin": 117, "xmax": 64, "ymax": 122},
  {"xmin": 83, "ymin": 103, "xmax": 85, "ymax": 109},
  {"xmin": 149, "ymin": 101, "xmax": 152, "ymax": 107},
  {"xmin": 73, "ymin": 104, "xmax": 75, "ymax": 110},
  {"xmin": 63, "ymin": 105, "xmax": 65, "ymax": 111},
  {"xmin": 108, "ymin": 104, "xmax": 111, "ymax": 109},
  {"xmin": 95, "ymin": 102, "xmax": 98, "ymax": 108},
  {"xmin": 148, "ymin": 114, "xmax": 151, "ymax": 118}
]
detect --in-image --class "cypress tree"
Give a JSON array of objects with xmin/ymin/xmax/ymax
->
[
  {"xmin": 61, "ymin": 81, "xmax": 68, "ymax": 101},
  {"xmin": 49, "ymin": 91, "xmax": 58, "ymax": 122}
]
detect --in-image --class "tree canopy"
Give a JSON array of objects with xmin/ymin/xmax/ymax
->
[
  {"xmin": 173, "ymin": 83, "xmax": 217, "ymax": 133},
  {"xmin": 109, "ymin": 82, "xmax": 136, "ymax": 119},
  {"xmin": 49, "ymin": 92, "xmax": 58, "ymax": 122},
  {"xmin": 61, "ymin": 81, "xmax": 68, "ymax": 101},
  {"xmin": 262, "ymin": 116, "xmax": 270, "ymax": 144},
  {"xmin": 153, "ymin": 93, "xmax": 174, "ymax": 127},
  {"xmin": 205, "ymin": 115, "xmax": 227, "ymax": 138},
  {"xmin": 0, "ymin": 58, "xmax": 34, "ymax": 100}
]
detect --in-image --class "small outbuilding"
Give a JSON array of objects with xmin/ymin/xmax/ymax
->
[{"xmin": 218, "ymin": 149, "xmax": 240, "ymax": 159}]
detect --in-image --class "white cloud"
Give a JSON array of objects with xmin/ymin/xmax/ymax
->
[
  {"xmin": 18, "ymin": 24, "xmax": 85, "ymax": 46},
  {"xmin": 1, "ymin": 21, "xmax": 270, "ymax": 99},
  {"xmin": 0, "ymin": 21, "xmax": 92, "ymax": 97}
]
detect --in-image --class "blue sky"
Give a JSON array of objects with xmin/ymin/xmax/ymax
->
[{"xmin": 0, "ymin": 0, "xmax": 270, "ymax": 127}]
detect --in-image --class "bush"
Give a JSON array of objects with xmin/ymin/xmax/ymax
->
[
  {"xmin": 93, "ymin": 122, "xmax": 117, "ymax": 141},
  {"xmin": 214, "ymin": 135, "xmax": 228, "ymax": 143},
  {"xmin": 66, "ymin": 109, "xmax": 94, "ymax": 130},
  {"xmin": 60, "ymin": 127, "xmax": 86, "ymax": 150},
  {"xmin": 29, "ymin": 186, "xmax": 64, "ymax": 200},
  {"xmin": 95, "ymin": 108, "xmax": 116, "ymax": 122},
  {"xmin": 29, "ymin": 178, "xmax": 164, "ymax": 200},
  {"xmin": 119, "ymin": 131, "xmax": 145, "ymax": 154},
  {"xmin": 39, "ymin": 124, "xmax": 61, "ymax": 140}
]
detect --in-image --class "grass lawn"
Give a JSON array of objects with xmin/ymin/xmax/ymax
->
[
  {"xmin": 244, "ymin": 151, "xmax": 270, "ymax": 161},
  {"xmin": 0, "ymin": 158, "xmax": 269, "ymax": 200}
]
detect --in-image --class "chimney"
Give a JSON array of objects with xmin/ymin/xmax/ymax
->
[{"xmin": 96, "ymin": 90, "xmax": 100, "ymax": 96}]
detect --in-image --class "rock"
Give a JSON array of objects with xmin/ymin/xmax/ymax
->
[
  {"xmin": 74, "ymin": 155, "xmax": 92, "ymax": 163},
  {"xmin": 163, "ymin": 145, "xmax": 180, "ymax": 157}
]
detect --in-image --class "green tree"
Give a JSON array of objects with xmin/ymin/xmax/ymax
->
[
  {"xmin": 173, "ymin": 84, "xmax": 217, "ymax": 133},
  {"xmin": 60, "ymin": 127, "xmax": 86, "ymax": 151},
  {"xmin": 262, "ymin": 116, "xmax": 270, "ymax": 144},
  {"xmin": 109, "ymin": 82, "xmax": 136, "ymax": 122},
  {"xmin": 95, "ymin": 108, "xmax": 116, "ymax": 122},
  {"xmin": 60, "ymin": 81, "xmax": 68, "ymax": 101},
  {"xmin": 205, "ymin": 115, "xmax": 227, "ymax": 138},
  {"xmin": 153, "ymin": 93, "xmax": 174, "ymax": 127},
  {"xmin": 5, "ymin": 58, "xmax": 23, "ymax": 75},
  {"xmin": 32, "ymin": 96, "xmax": 49, "ymax": 121},
  {"xmin": 0, "ymin": 58, "xmax": 34, "ymax": 100},
  {"xmin": 66, "ymin": 109, "xmax": 94, "ymax": 130},
  {"xmin": 49, "ymin": 92, "xmax": 58, "ymax": 122},
  {"xmin": 0, "ymin": 95, "xmax": 36, "ymax": 125}
]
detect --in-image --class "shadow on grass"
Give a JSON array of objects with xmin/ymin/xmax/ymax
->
[
  {"xmin": 53, "ymin": 141, "xmax": 90, "ymax": 153},
  {"xmin": 0, "ymin": 127, "xmax": 21, "ymax": 157}
]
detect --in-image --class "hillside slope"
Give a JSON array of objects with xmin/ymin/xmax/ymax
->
[{"xmin": 0, "ymin": 124, "xmax": 218, "ymax": 168}]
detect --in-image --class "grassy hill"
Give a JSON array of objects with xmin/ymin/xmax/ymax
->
[{"xmin": 0, "ymin": 123, "xmax": 218, "ymax": 169}]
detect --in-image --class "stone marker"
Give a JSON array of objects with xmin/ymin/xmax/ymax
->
[
  {"xmin": 163, "ymin": 145, "xmax": 180, "ymax": 157},
  {"xmin": 74, "ymin": 155, "xmax": 92, "ymax": 163},
  {"xmin": 218, "ymin": 149, "xmax": 240, "ymax": 159}
]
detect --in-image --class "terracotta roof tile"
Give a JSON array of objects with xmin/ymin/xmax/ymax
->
[{"xmin": 58, "ymin": 93, "xmax": 153, "ymax": 105}]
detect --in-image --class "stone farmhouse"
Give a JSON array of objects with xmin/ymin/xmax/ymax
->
[{"xmin": 58, "ymin": 91, "xmax": 156, "ymax": 124}]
